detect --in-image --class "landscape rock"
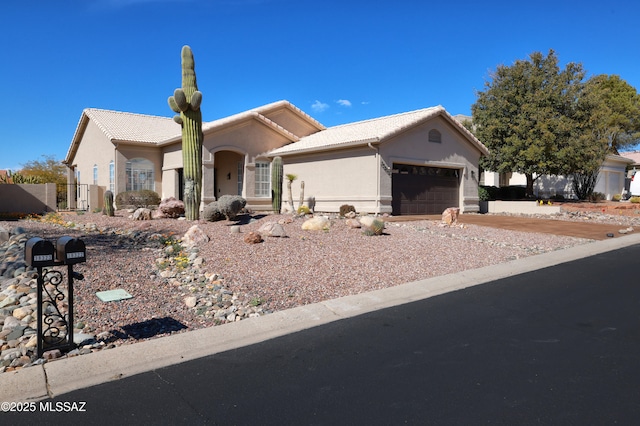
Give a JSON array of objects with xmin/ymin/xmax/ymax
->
[
  {"xmin": 302, "ymin": 216, "xmax": 330, "ymax": 231},
  {"xmin": 182, "ymin": 225, "xmax": 209, "ymax": 247},
  {"xmin": 132, "ymin": 208, "xmax": 153, "ymax": 221},
  {"xmin": 184, "ymin": 296, "xmax": 198, "ymax": 308},
  {"xmin": 258, "ymin": 222, "xmax": 287, "ymax": 237},
  {"xmin": 158, "ymin": 197, "xmax": 185, "ymax": 218},
  {"xmin": 442, "ymin": 207, "xmax": 460, "ymax": 226},
  {"xmin": 345, "ymin": 218, "xmax": 361, "ymax": 229},
  {"xmin": 244, "ymin": 232, "xmax": 263, "ymax": 244}
]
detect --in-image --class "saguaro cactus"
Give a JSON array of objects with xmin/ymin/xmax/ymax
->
[
  {"xmin": 168, "ymin": 45, "xmax": 203, "ymax": 221},
  {"xmin": 271, "ymin": 157, "xmax": 283, "ymax": 213},
  {"xmin": 103, "ymin": 190, "xmax": 114, "ymax": 216}
]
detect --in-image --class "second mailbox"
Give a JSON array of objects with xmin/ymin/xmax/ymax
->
[{"xmin": 56, "ymin": 237, "xmax": 86, "ymax": 265}]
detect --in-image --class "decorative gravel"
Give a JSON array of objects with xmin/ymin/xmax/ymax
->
[{"xmin": 2, "ymin": 206, "xmax": 637, "ymax": 362}]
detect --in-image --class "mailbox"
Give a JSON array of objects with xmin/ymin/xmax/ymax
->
[
  {"xmin": 25, "ymin": 238, "xmax": 56, "ymax": 267},
  {"xmin": 56, "ymin": 236, "xmax": 86, "ymax": 265}
]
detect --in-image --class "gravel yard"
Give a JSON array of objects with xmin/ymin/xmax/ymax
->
[{"xmin": 1, "ymin": 206, "xmax": 638, "ymax": 369}]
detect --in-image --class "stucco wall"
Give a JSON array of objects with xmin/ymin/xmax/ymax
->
[
  {"xmin": 281, "ymin": 147, "xmax": 382, "ymax": 214},
  {"xmin": 0, "ymin": 183, "xmax": 56, "ymax": 213}
]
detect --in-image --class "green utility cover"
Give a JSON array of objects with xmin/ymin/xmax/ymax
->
[{"xmin": 96, "ymin": 289, "xmax": 133, "ymax": 302}]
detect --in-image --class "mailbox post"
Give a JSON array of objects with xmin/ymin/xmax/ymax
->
[{"xmin": 25, "ymin": 236, "xmax": 86, "ymax": 358}]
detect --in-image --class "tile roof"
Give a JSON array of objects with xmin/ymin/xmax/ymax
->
[
  {"xmin": 621, "ymin": 151, "xmax": 640, "ymax": 165},
  {"xmin": 268, "ymin": 106, "xmax": 488, "ymax": 156},
  {"xmin": 84, "ymin": 108, "xmax": 182, "ymax": 144}
]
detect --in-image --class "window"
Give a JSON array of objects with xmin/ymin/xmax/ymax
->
[
  {"xmin": 428, "ymin": 129, "xmax": 442, "ymax": 143},
  {"xmin": 255, "ymin": 162, "xmax": 270, "ymax": 197},
  {"xmin": 93, "ymin": 164, "xmax": 98, "ymax": 185},
  {"xmin": 237, "ymin": 161, "xmax": 244, "ymax": 196},
  {"xmin": 109, "ymin": 161, "xmax": 115, "ymax": 193},
  {"xmin": 126, "ymin": 158, "xmax": 155, "ymax": 191}
]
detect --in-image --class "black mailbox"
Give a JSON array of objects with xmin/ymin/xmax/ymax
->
[
  {"xmin": 25, "ymin": 237, "xmax": 56, "ymax": 267},
  {"xmin": 56, "ymin": 237, "xmax": 86, "ymax": 265}
]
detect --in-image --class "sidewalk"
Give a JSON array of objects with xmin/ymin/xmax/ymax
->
[{"xmin": 2, "ymin": 233, "xmax": 640, "ymax": 403}]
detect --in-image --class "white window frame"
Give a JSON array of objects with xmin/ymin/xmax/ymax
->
[{"xmin": 254, "ymin": 162, "xmax": 270, "ymax": 197}]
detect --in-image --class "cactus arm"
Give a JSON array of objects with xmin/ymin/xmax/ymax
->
[
  {"xmin": 168, "ymin": 96, "xmax": 180, "ymax": 113},
  {"xmin": 191, "ymin": 91, "xmax": 202, "ymax": 110}
]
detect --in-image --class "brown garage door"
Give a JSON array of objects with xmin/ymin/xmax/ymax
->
[{"xmin": 391, "ymin": 164, "xmax": 460, "ymax": 215}]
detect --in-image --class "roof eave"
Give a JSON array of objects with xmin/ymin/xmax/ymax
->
[{"xmin": 267, "ymin": 137, "xmax": 380, "ymax": 157}]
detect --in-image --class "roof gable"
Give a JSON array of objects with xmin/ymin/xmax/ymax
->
[{"xmin": 268, "ymin": 106, "xmax": 488, "ymax": 156}]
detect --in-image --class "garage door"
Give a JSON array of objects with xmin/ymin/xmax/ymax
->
[{"xmin": 391, "ymin": 164, "xmax": 460, "ymax": 215}]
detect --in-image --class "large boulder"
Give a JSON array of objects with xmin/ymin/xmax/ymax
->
[
  {"xmin": 302, "ymin": 216, "xmax": 330, "ymax": 231},
  {"xmin": 442, "ymin": 207, "xmax": 460, "ymax": 226},
  {"xmin": 158, "ymin": 197, "xmax": 185, "ymax": 218}
]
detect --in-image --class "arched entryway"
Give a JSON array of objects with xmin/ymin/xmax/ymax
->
[{"xmin": 214, "ymin": 150, "xmax": 245, "ymax": 198}]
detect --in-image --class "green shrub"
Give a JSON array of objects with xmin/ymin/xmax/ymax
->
[
  {"xmin": 479, "ymin": 185, "xmax": 499, "ymax": 201},
  {"xmin": 339, "ymin": 204, "xmax": 356, "ymax": 216},
  {"xmin": 115, "ymin": 190, "xmax": 161, "ymax": 209},
  {"xmin": 630, "ymin": 196, "xmax": 640, "ymax": 204},
  {"xmin": 612, "ymin": 194, "xmax": 622, "ymax": 202},
  {"xmin": 478, "ymin": 186, "xmax": 490, "ymax": 201}
]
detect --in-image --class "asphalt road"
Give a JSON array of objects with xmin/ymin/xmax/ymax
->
[{"xmin": 7, "ymin": 243, "xmax": 640, "ymax": 425}]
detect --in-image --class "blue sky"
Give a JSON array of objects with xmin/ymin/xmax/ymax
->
[{"xmin": 1, "ymin": 0, "xmax": 639, "ymax": 170}]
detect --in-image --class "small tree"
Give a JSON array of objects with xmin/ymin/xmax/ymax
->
[{"xmin": 285, "ymin": 173, "xmax": 297, "ymax": 212}]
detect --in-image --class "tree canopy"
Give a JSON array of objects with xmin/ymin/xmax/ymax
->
[
  {"xmin": 472, "ymin": 49, "xmax": 588, "ymax": 196},
  {"xmin": 18, "ymin": 154, "xmax": 66, "ymax": 184},
  {"xmin": 581, "ymin": 74, "xmax": 640, "ymax": 153}
]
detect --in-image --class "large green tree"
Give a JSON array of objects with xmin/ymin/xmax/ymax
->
[
  {"xmin": 472, "ymin": 50, "xmax": 589, "ymax": 197},
  {"xmin": 581, "ymin": 74, "xmax": 640, "ymax": 153}
]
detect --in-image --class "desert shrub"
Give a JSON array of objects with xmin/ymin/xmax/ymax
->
[
  {"xmin": 362, "ymin": 218, "xmax": 385, "ymax": 236},
  {"xmin": 478, "ymin": 186, "xmax": 490, "ymax": 202},
  {"xmin": 588, "ymin": 192, "xmax": 605, "ymax": 202},
  {"xmin": 339, "ymin": 204, "xmax": 356, "ymax": 216},
  {"xmin": 297, "ymin": 205, "xmax": 311, "ymax": 215},
  {"xmin": 115, "ymin": 190, "xmax": 161, "ymax": 209},
  {"xmin": 612, "ymin": 194, "xmax": 622, "ymax": 202},
  {"xmin": 479, "ymin": 185, "xmax": 499, "ymax": 201},
  {"xmin": 630, "ymin": 196, "xmax": 640, "ymax": 204},
  {"xmin": 203, "ymin": 195, "xmax": 246, "ymax": 221}
]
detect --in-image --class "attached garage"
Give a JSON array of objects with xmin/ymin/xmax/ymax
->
[{"xmin": 392, "ymin": 164, "xmax": 460, "ymax": 215}]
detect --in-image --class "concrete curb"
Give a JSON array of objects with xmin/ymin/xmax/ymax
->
[{"xmin": 2, "ymin": 233, "xmax": 639, "ymax": 402}]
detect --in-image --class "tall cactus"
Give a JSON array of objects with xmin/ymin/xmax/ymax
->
[
  {"xmin": 168, "ymin": 45, "xmax": 203, "ymax": 221},
  {"xmin": 103, "ymin": 190, "xmax": 114, "ymax": 216},
  {"xmin": 271, "ymin": 157, "xmax": 283, "ymax": 213}
]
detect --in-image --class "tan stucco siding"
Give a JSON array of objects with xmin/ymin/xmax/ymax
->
[
  {"xmin": 280, "ymin": 147, "xmax": 380, "ymax": 213},
  {"xmin": 378, "ymin": 117, "xmax": 482, "ymax": 213},
  {"xmin": 71, "ymin": 120, "xmax": 116, "ymax": 192}
]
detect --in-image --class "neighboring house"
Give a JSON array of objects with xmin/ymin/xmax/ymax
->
[
  {"xmin": 621, "ymin": 151, "xmax": 640, "ymax": 176},
  {"xmin": 480, "ymin": 155, "xmax": 633, "ymax": 200},
  {"xmin": 63, "ymin": 101, "xmax": 488, "ymax": 215},
  {"xmin": 452, "ymin": 115, "xmax": 633, "ymax": 200}
]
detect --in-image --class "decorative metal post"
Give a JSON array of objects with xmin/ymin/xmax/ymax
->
[{"xmin": 25, "ymin": 237, "xmax": 86, "ymax": 358}]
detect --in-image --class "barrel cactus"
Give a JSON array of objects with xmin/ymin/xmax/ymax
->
[
  {"xmin": 168, "ymin": 45, "xmax": 203, "ymax": 221},
  {"xmin": 103, "ymin": 190, "xmax": 114, "ymax": 216},
  {"xmin": 271, "ymin": 157, "xmax": 283, "ymax": 213}
]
